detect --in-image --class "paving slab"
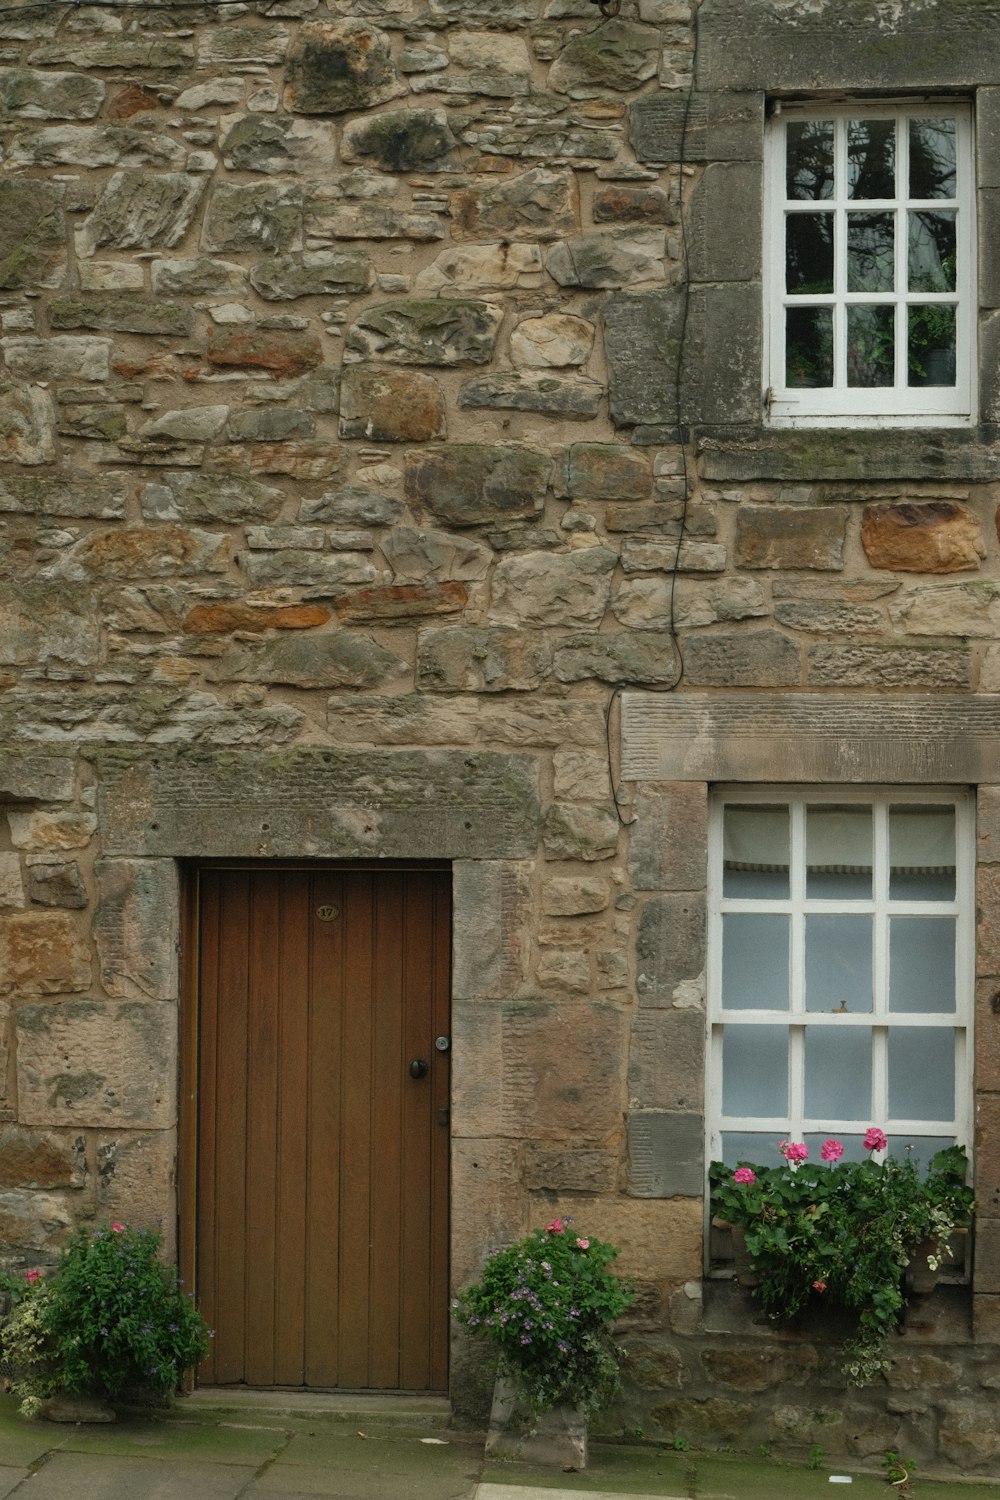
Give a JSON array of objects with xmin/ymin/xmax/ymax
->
[
  {"xmin": 59, "ymin": 1415, "xmax": 288, "ymax": 1466},
  {"xmin": 2, "ymin": 1452, "xmax": 259, "ymax": 1500},
  {"xmin": 0, "ymin": 1470, "xmax": 30, "ymax": 1500},
  {"xmin": 477, "ymin": 1488, "xmax": 687, "ymax": 1500}
]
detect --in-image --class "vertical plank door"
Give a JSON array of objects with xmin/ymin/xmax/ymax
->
[{"xmin": 195, "ymin": 867, "xmax": 451, "ymax": 1390}]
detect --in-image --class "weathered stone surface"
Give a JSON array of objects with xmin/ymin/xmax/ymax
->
[
  {"xmin": 593, "ymin": 184, "xmax": 677, "ymax": 224},
  {"xmin": 418, "ymin": 625, "xmax": 550, "ymax": 692},
  {"xmin": 452, "ymin": 860, "xmax": 531, "ymax": 1001},
  {"xmin": 308, "ymin": 199, "xmax": 444, "ymax": 242},
  {"xmin": 510, "ymin": 313, "xmax": 594, "ymax": 367},
  {"xmin": 93, "ymin": 859, "xmax": 178, "ymax": 1001},
  {"xmin": 736, "ymin": 506, "xmax": 848, "ymax": 571},
  {"xmin": 137, "ymin": 407, "xmax": 229, "ymax": 444},
  {"xmin": 0, "ymin": 381, "xmax": 56, "ymax": 464},
  {"xmin": 25, "ymin": 859, "xmax": 87, "ymax": 910},
  {"xmin": 16, "ymin": 1000, "xmax": 175, "ymax": 1128},
  {"xmin": 547, "ymin": 228, "xmax": 666, "ymax": 288},
  {"xmin": 450, "ymin": 168, "xmax": 578, "ymax": 243},
  {"xmin": 239, "ymin": 550, "xmax": 377, "ymax": 587},
  {"xmin": 335, "ymin": 582, "xmax": 466, "ymax": 621},
  {"xmin": 939, "ymin": 1401, "xmax": 1000, "ymax": 1467},
  {"xmin": 683, "ymin": 631, "xmax": 801, "ymax": 687},
  {"xmin": 0, "ymin": 852, "xmax": 24, "ymax": 907},
  {"xmin": 249, "ymin": 249, "xmax": 373, "ymax": 301},
  {"xmin": 0, "ymin": 582, "xmax": 98, "ymax": 671},
  {"xmin": 0, "ymin": 68, "xmax": 104, "ymax": 119},
  {"xmin": 142, "ymin": 473, "xmax": 281, "ymax": 526},
  {"xmin": 614, "ymin": 507, "xmax": 718, "ymax": 543},
  {"xmin": 672, "ymin": 577, "xmax": 769, "ymax": 629},
  {"xmin": 225, "ymin": 408, "xmax": 314, "ymax": 445},
  {"xmin": 701, "ymin": 1347, "xmax": 820, "ymax": 1393},
  {"xmin": 341, "ymin": 106, "xmax": 459, "ymax": 171},
  {"xmin": 565, "ymin": 443, "xmax": 651, "ymax": 500},
  {"xmin": 382, "ymin": 526, "xmax": 491, "ymax": 581},
  {"xmin": 405, "ymin": 444, "xmax": 551, "ymax": 526},
  {"xmin": 773, "ymin": 600, "xmax": 883, "ymax": 635},
  {"xmin": 107, "ymin": 84, "xmax": 159, "ymax": 121},
  {"xmin": 542, "ymin": 876, "xmax": 610, "ymax": 915},
  {"xmin": 543, "ymin": 803, "xmax": 618, "ymax": 861},
  {"xmin": 861, "ymin": 501, "xmax": 986, "ymax": 572},
  {"xmin": 3, "ymin": 335, "xmax": 109, "ymax": 382},
  {"xmin": 347, "ymin": 299, "xmax": 502, "ymax": 366},
  {"xmin": 413, "ymin": 31, "xmax": 532, "ymax": 97},
  {"xmin": 553, "ymin": 748, "xmax": 611, "ymax": 800},
  {"xmin": 807, "ymin": 644, "xmax": 970, "ymax": 689},
  {"xmin": 340, "ymin": 366, "xmax": 445, "ymax": 442},
  {"xmin": 492, "ymin": 547, "xmax": 616, "ymax": 627},
  {"xmin": 284, "ymin": 20, "xmax": 406, "ymax": 114},
  {"xmin": 459, "ymin": 371, "xmax": 603, "ymax": 418},
  {"xmin": 8, "ymin": 811, "xmax": 96, "ymax": 852},
  {"xmin": 0, "ymin": 911, "xmax": 90, "ymax": 996},
  {"xmin": 200, "ymin": 25, "xmax": 290, "ymax": 68},
  {"xmin": 219, "ymin": 113, "xmax": 330, "ymax": 177},
  {"xmin": 151, "ymin": 257, "xmax": 245, "ymax": 297},
  {"xmin": 524, "ymin": 1146, "xmax": 617, "ymax": 1194},
  {"xmin": 75, "ymin": 170, "xmax": 205, "ymax": 258},
  {"xmin": 52, "ymin": 525, "xmax": 229, "ymax": 581},
  {"xmin": 95, "ymin": 1130, "xmax": 177, "ymax": 1248},
  {"xmin": 630, "ymin": 783, "xmax": 708, "ymax": 893},
  {"xmin": 0, "ymin": 473, "xmax": 123, "ymax": 523},
  {"xmin": 9, "ymin": 124, "xmax": 184, "ymax": 171},
  {"xmin": 637, "ymin": 892, "xmax": 705, "ymax": 1006},
  {"xmin": 415, "ymin": 242, "xmax": 543, "ymax": 293},
  {"xmin": 184, "ymin": 602, "xmax": 329, "ymax": 635},
  {"xmin": 207, "ymin": 327, "xmax": 322, "ymax": 377},
  {"xmin": 888, "ymin": 581, "xmax": 1000, "ymax": 636},
  {"xmin": 536, "ymin": 948, "xmax": 590, "ymax": 992},
  {"xmin": 49, "ymin": 293, "xmax": 192, "ymax": 337},
  {"xmin": 0, "ymin": 751, "xmax": 75, "ymax": 804},
  {"xmin": 0, "ymin": 1125, "xmax": 86, "ymax": 1190},
  {"xmin": 627, "ymin": 1109, "xmax": 704, "ymax": 1196},
  {"xmin": 300, "ymin": 486, "xmax": 402, "ymax": 527},
  {"xmin": 497, "ymin": 1000, "xmax": 625, "ymax": 1139},
  {"xmin": 553, "ymin": 631, "xmax": 680, "ymax": 685},
  {"xmin": 470, "ymin": 118, "xmax": 621, "ymax": 162},
  {"xmin": 549, "ymin": 19, "xmax": 661, "ymax": 97},
  {"xmin": 0, "ymin": 1188, "xmax": 73, "ymax": 1255},
  {"xmin": 202, "ymin": 181, "xmax": 303, "ymax": 254},
  {"xmin": 325, "ymin": 695, "xmax": 604, "ymax": 749},
  {"xmin": 0, "ymin": 177, "xmax": 65, "ymax": 289},
  {"xmin": 604, "ymin": 288, "xmax": 681, "ymax": 428},
  {"xmin": 28, "ymin": 38, "xmax": 194, "ymax": 70},
  {"xmin": 211, "ymin": 632, "xmax": 405, "ymax": 689}
]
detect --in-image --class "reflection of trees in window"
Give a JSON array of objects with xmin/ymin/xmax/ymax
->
[
  {"xmin": 787, "ymin": 120, "xmax": 834, "ymax": 200},
  {"xmin": 910, "ymin": 119, "xmax": 956, "ymax": 199},
  {"xmin": 786, "ymin": 212, "xmax": 833, "ymax": 294},
  {"xmin": 848, "ymin": 119, "xmax": 895, "ymax": 199}
]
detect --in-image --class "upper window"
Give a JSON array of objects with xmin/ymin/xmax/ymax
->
[
  {"xmin": 708, "ymin": 788, "xmax": 973, "ymax": 1169},
  {"xmin": 765, "ymin": 102, "xmax": 976, "ymax": 427}
]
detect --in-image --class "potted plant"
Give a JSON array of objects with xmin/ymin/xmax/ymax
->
[
  {"xmin": 0, "ymin": 1221, "xmax": 210, "ymax": 1419},
  {"xmin": 453, "ymin": 1217, "xmax": 634, "ymax": 1466},
  {"xmin": 710, "ymin": 1131, "xmax": 973, "ymax": 1386}
]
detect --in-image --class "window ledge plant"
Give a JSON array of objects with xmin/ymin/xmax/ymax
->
[
  {"xmin": 453, "ymin": 1218, "xmax": 634, "ymax": 1421},
  {"xmin": 0, "ymin": 1222, "xmax": 210, "ymax": 1418},
  {"xmin": 710, "ymin": 1131, "xmax": 974, "ymax": 1386}
]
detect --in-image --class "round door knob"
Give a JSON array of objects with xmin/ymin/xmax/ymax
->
[{"xmin": 409, "ymin": 1058, "xmax": 429, "ymax": 1079}]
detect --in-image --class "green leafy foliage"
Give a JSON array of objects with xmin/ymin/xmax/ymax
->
[
  {"xmin": 710, "ymin": 1140, "xmax": 973, "ymax": 1386},
  {"xmin": 453, "ymin": 1218, "xmax": 634, "ymax": 1418},
  {"xmin": 0, "ymin": 1223, "xmax": 210, "ymax": 1415}
]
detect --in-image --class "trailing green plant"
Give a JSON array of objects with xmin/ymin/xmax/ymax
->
[
  {"xmin": 710, "ymin": 1132, "xmax": 973, "ymax": 1387},
  {"xmin": 0, "ymin": 1223, "xmax": 210, "ymax": 1417},
  {"xmin": 452, "ymin": 1217, "xmax": 634, "ymax": 1419},
  {"xmin": 884, "ymin": 1448, "xmax": 917, "ymax": 1491}
]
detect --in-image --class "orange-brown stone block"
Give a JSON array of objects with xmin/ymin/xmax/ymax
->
[{"xmin": 860, "ymin": 501, "xmax": 985, "ymax": 573}]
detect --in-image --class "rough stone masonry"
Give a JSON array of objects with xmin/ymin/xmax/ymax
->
[{"xmin": 4, "ymin": 0, "xmax": 1000, "ymax": 1471}]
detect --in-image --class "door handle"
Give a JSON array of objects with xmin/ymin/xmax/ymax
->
[{"xmin": 409, "ymin": 1058, "xmax": 429, "ymax": 1079}]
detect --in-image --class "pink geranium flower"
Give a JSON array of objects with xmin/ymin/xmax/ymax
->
[
  {"xmin": 820, "ymin": 1139, "xmax": 844, "ymax": 1163},
  {"xmin": 576, "ymin": 1237, "xmax": 590, "ymax": 1250},
  {"xmin": 545, "ymin": 1218, "xmax": 564, "ymax": 1234},
  {"xmin": 781, "ymin": 1141, "xmax": 809, "ymax": 1163},
  {"xmin": 863, "ymin": 1127, "xmax": 888, "ymax": 1153},
  {"xmin": 732, "ymin": 1167, "xmax": 756, "ymax": 1185},
  {"xmin": 24, "ymin": 1269, "xmax": 41, "ymax": 1284},
  {"xmin": 111, "ymin": 1222, "xmax": 125, "ymax": 1233}
]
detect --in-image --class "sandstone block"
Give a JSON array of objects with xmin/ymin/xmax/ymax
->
[
  {"xmin": 0, "ymin": 68, "xmax": 104, "ymax": 119},
  {"xmin": 25, "ymin": 859, "xmax": 87, "ymax": 910},
  {"xmin": 415, "ymin": 242, "xmax": 543, "ymax": 293},
  {"xmin": 627, "ymin": 1110, "xmax": 704, "ymax": 1197},
  {"xmin": 94, "ymin": 859, "xmax": 179, "ymax": 1001},
  {"xmin": 604, "ymin": 288, "xmax": 682, "ymax": 427},
  {"xmin": 543, "ymin": 803, "xmax": 618, "ymax": 861},
  {"xmin": 774, "ymin": 600, "xmax": 883, "ymax": 635},
  {"xmin": 553, "ymin": 631, "xmax": 680, "ymax": 685},
  {"xmin": 861, "ymin": 501, "xmax": 986, "ymax": 572},
  {"xmin": 629, "ymin": 783, "xmax": 708, "ymax": 892},
  {"xmin": 553, "ymin": 749, "xmax": 611, "ymax": 801},
  {"xmin": 0, "ymin": 911, "xmax": 90, "ymax": 996},
  {"xmin": 491, "ymin": 547, "xmax": 616, "ymax": 627},
  {"xmin": 0, "ymin": 852, "xmax": 24, "ymax": 907},
  {"xmin": 212, "ymin": 632, "xmax": 405, "ymax": 689},
  {"xmin": 684, "ymin": 631, "xmax": 801, "ymax": 687},
  {"xmin": 549, "ymin": 18, "xmax": 660, "ymax": 97},
  {"xmin": 76, "ymin": 170, "xmax": 206, "ymax": 258},
  {"xmin": 151, "ymin": 257, "xmax": 245, "ymax": 296},
  {"xmin": 284, "ymin": 21, "xmax": 406, "ymax": 114},
  {"xmin": 565, "ymin": 443, "xmax": 651, "ymax": 500},
  {"xmin": 138, "ymin": 407, "xmax": 229, "ymax": 444},
  {"xmin": 510, "ymin": 313, "xmax": 594, "ymax": 368},
  {"xmin": 238, "ymin": 550, "xmax": 376, "ymax": 588},
  {"xmin": 55, "ymin": 525, "xmax": 229, "ymax": 580},
  {"xmin": 524, "ymin": 1146, "xmax": 618, "ymax": 1195},
  {"xmin": 414, "ymin": 30, "xmax": 532, "ymax": 97},
  {"xmin": 978, "ymin": 868, "xmax": 1000, "ymax": 976},
  {"xmin": 28, "ymin": 38, "xmax": 194, "ymax": 69},
  {"xmin": 0, "ymin": 1188, "xmax": 73, "ymax": 1256},
  {"xmin": 700, "ymin": 1346, "xmax": 820, "ymax": 1393},
  {"xmin": 547, "ymin": 227, "xmax": 666, "ymax": 288},
  {"xmin": 889, "ymin": 580, "xmax": 1000, "ymax": 636},
  {"xmin": 297, "ymin": 487, "xmax": 399, "ymax": 527},
  {"xmin": 536, "ymin": 948, "xmax": 590, "ymax": 992},
  {"xmin": 807, "ymin": 644, "xmax": 969, "ymax": 689},
  {"xmin": 335, "ymin": 582, "xmax": 466, "ymax": 622},
  {"xmin": 382, "ymin": 525, "xmax": 491, "ymax": 582},
  {"xmin": 308, "ymin": 200, "xmax": 444, "ymax": 241},
  {"xmin": 450, "ymin": 167, "xmax": 578, "ymax": 242},
  {"xmin": 0, "ymin": 1126, "xmax": 86, "ymax": 1190},
  {"xmin": 16, "ymin": 999, "xmax": 176, "ymax": 1128},
  {"xmin": 340, "ymin": 366, "xmax": 445, "ymax": 442},
  {"xmin": 8, "ymin": 811, "xmax": 96, "ymax": 851},
  {"xmin": 636, "ymin": 893, "xmax": 705, "ymax": 1006},
  {"xmin": 202, "ymin": 181, "xmax": 303, "ymax": 254},
  {"xmin": 10, "ymin": 124, "xmax": 184, "ymax": 171},
  {"xmin": 48, "ymin": 293, "xmax": 192, "ymax": 337},
  {"xmin": 341, "ymin": 106, "xmax": 458, "ymax": 172},
  {"xmin": 629, "ymin": 1011, "xmax": 704, "ymax": 1112},
  {"xmin": 183, "ymin": 603, "xmax": 330, "ymax": 634},
  {"xmin": 452, "ymin": 860, "xmax": 532, "ymax": 1001},
  {"xmin": 0, "ymin": 582, "xmax": 99, "ymax": 672},
  {"xmin": 593, "ymin": 185, "xmax": 677, "ymax": 224},
  {"xmin": 2, "ymin": 336, "xmax": 109, "ymax": 382},
  {"xmin": 459, "ymin": 372, "xmax": 603, "ymax": 418},
  {"xmin": 736, "ymin": 505, "xmax": 847, "ymax": 570},
  {"xmin": 347, "ymin": 299, "xmax": 502, "ymax": 366},
  {"xmin": 0, "ymin": 177, "xmax": 65, "ymax": 289},
  {"xmin": 499, "ymin": 1000, "xmax": 625, "ymax": 1141},
  {"xmin": 542, "ymin": 876, "xmax": 610, "ymax": 916},
  {"xmin": 417, "ymin": 625, "xmax": 550, "ymax": 692},
  {"xmin": 249, "ymin": 249, "xmax": 373, "ymax": 300},
  {"xmin": 95, "ymin": 1131, "xmax": 177, "ymax": 1254},
  {"xmin": 207, "ymin": 328, "xmax": 322, "ymax": 377},
  {"xmin": 673, "ymin": 578, "xmax": 768, "ymax": 629},
  {"xmin": 405, "ymin": 443, "xmax": 550, "ymax": 526}
]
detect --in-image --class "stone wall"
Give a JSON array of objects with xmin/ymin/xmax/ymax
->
[{"xmin": 1, "ymin": 0, "xmax": 1000, "ymax": 1471}]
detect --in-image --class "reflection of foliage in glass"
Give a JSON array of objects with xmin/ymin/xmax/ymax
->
[
  {"xmin": 847, "ymin": 213, "xmax": 894, "ymax": 293},
  {"xmin": 908, "ymin": 305, "xmax": 956, "ymax": 386},
  {"xmin": 786, "ymin": 212, "xmax": 833, "ymax": 294},
  {"xmin": 910, "ymin": 119, "xmax": 956, "ymax": 199},
  {"xmin": 908, "ymin": 217, "xmax": 956, "ymax": 294},
  {"xmin": 786, "ymin": 307, "xmax": 833, "ymax": 388},
  {"xmin": 846, "ymin": 306, "xmax": 895, "ymax": 388},
  {"xmin": 848, "ymin": 119, "xmax": 895, "ymax": 199},
  {"xmin": 787, "ymin": 120, "xmax": 834, "ymax": 201}
]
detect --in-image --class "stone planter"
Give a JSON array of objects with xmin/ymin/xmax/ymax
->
[
  {"xmin": 712, "ymin": 1218, "xmax": 760, "ymax": 1288},
  {"xmin": 905, "ymin": 1228, "xmax": 968, "ymax": 1297},
  {"xmin": 484, "ymin": 1374, "xmax": 587, "ymax": 1469}
]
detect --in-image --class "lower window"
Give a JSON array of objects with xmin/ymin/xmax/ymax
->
[{"xmin": 708, "ymin": 787, "xmax": 973, "ymax": 1169}]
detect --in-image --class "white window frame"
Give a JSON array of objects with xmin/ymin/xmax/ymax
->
[
  {"xmin": 706, "ymin": 786, "xmax": 974, "ymax": 1165},
  {"xmin": 764, "ymin": 100, "xmax": 976, "ymax": 428}
]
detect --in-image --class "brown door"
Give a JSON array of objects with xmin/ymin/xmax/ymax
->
[{"xmin": 190, "ymin": 867, "xmax": 451, "ymax": 1391}]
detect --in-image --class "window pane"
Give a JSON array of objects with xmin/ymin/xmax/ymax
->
[
  {"xmin": 889, "ymin": 805, "xmax": 956, "ymax": 898},
  {"xmin": 908, "ymin": 305, "xmax": 956, "ymax": 388},
  {"xmin": 786, "ymin": 306, "xmax": 833, "ymax": 388},
  {"xmin": 804, "ymin": 1027, "xmax": 872, "ymax": 1120},
  {"xmin": 847, "ymin": 305, "xmax": 895, "ymax": 387},
  {"xmin": 806, "ymin": 916, "xmax": 873, "ymax": 1013},
  {"xmin": 886, "ymin": 1135, "xmax": 955, "ymax": 1173},
  {"xmin": 721, "ymin": 1132, "xmax": 780, "ymax": 1168},
  {"xmin": 848, "ymin": 118, "xmax": 896, "ymax": 198},
  {"xmin": 908, "ymin": 211, "xmax": 956, "ymax": 292},
  {"xmin": 786, "ymin": 213, "xmax": 834, "ymax": 293},
  {"xmin": 722, "ymin": 1026, "xmax": 788, "ymax": 1116},
  {"xmin": 722, "ymin": 914, "xmax": 790, "ymax": 1009},
  {"xmin": 847, "ymin": 212, "xmax": 895, "ymax": 292},
  {"xmin": 910, "ymin": 117, "xmax": 957, "ymax": 200},
  {"xmin": 787, "ymin": 119, "xmax": 834, "ymax": 200},
  {"xmin": 889, "ymin": 918, "xmax": 956, "ymax": 1013},
  {"xmin": 723, "ymin": 805, "xmax": 789, "ymax": 898},
  {"xmin": 888, "ymin": 1029, "xmax": 954, "ymax": 1121},
  {"xmin": 806, "ymin": 805, "xmax": 872, "ymax": 898}
]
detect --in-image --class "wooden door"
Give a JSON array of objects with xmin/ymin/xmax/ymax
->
[{"xmin": 190, "ymin": 867, "xmax": 451, "ymax": 1391}]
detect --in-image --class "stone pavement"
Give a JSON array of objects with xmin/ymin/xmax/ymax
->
[{"xmin": 2, "ymin": 1391, "xmax": 1000, "ymax": 1500}]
